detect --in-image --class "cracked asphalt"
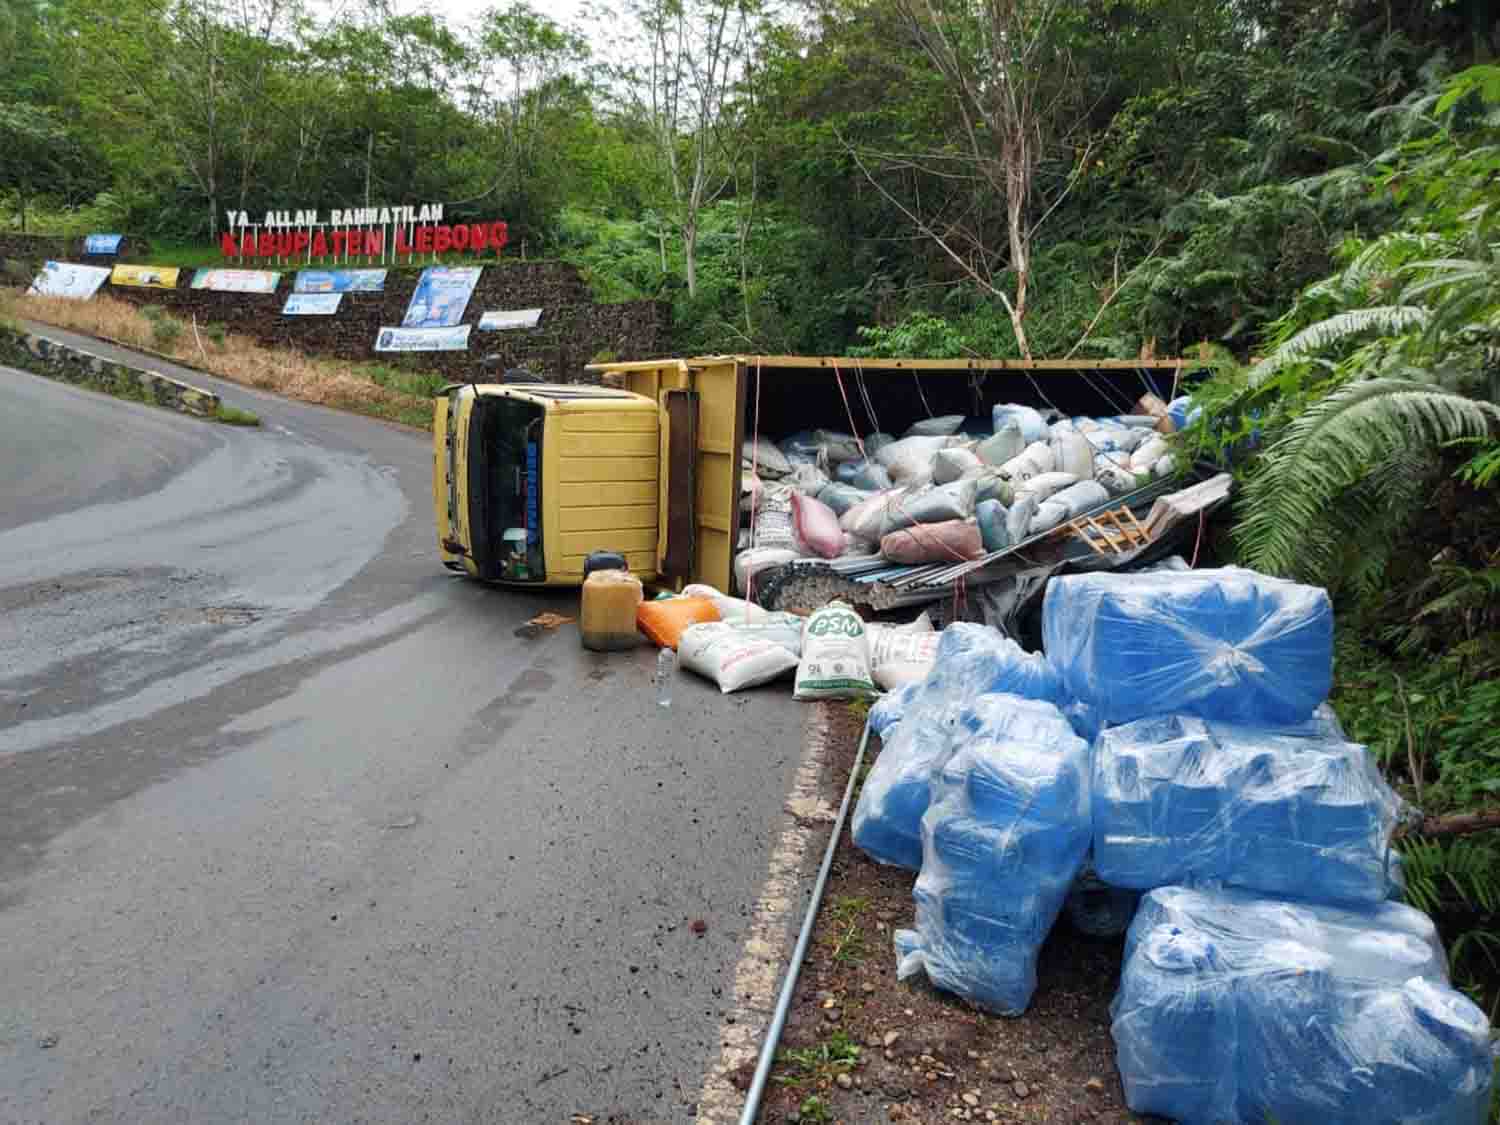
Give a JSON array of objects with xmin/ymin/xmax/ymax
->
[{"xmin": 0, "ymin": 334, "xmax": 807, "ymax": 1124}]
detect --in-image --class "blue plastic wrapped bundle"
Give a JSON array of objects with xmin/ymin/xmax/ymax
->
[
  {"xmin": 1112, "ymin": 885, "xmax": 1492, "ymax": 1125},
  {"xmin": 852, "ymin": 627, "xmax": 1065, "ymax": 869},
  {"xmin": 1093, "ymin": 715, "xmax": 1402, "ymax": 904},
  {"xmin": 1064, "ymin": 865, "xmax": 1141, "ymax": 938},
  {"xmin": 868, "ymin": 682, "xmax": 920, "ymax": 739},
  {"xmin": 1042, "ymin": 566, "xmax": 1334, "ymax": 725},
  {"xmin": 894, "ymin": 696, "xmax": 1092, "ymax": 1014}
]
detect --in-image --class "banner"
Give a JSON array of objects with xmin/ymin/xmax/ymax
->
[
  {"xmin": 83, "ymin": 234, "xmax": 123, "ymax": 255},
  {"xmin": 402, "ymin": 266, "xmax": 482, "ymax": 328},
  {"xmin": 293, "ymin": 269, "xmax": 387, "ymax": 294},
  {"xmin": 283, "ymin": 293, "xmax": 343, "ymax": 316},
  {"xmin": 374, "ymin": 325, "xmax": 471, "ymax": 353},
  {"xmin": 192, "ymin": 268, "xmax": 281, "ymax": 293},
  {"xmin": 111, "ymin": 264, "xmax": 180, "ymax": 289},
  {"xmin": 478, "ymin": 308, "xmax": 543, "ymax": 331},
  {"xmin": 29, "ymin": 261, "xmax": 112, "ymax": 300}
]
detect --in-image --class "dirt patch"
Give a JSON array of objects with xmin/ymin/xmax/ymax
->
[{"xmin": 759, "ymin": 709, "xmax": 1146, "ymax": 1125}]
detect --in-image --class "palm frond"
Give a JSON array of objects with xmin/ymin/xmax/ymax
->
[
  {"xmin": 1247, "ymin": 307, "xmax": 1431, "ymax": 391},
  {"xmin": 1235, "ymin": 379, "xmax": 1500, "ymax": 582}
]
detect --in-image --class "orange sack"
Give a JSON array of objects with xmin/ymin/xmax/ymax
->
[{"xmin": 636, "ymin": 596, "xmax": 721, "ymax": 649}]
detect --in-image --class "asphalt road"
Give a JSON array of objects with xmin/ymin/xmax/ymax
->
[{"xmin": 0, "ymin": 331, "xmax": 810, "ymax": 1123}]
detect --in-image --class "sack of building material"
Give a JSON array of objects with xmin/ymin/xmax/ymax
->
[
  {"xmin": 876, "ymin": 435, "xmax": 958, "ymax": 485},
  {"xmin": 837, "ymin": 458, "xmax": 894, "ymax": 491},
  {"xmin": 1095, "ymin": 460, "xmax": 1139, "ymax": 495},
  {"xmin": 868, "ymin": 629, "xmax": 941, "ymax": 690},
  {"xmin": 814, "ymin": 429, "xmax": 864, "ymax": 463},
  {"xmin": 932, "ymin": 446, "xmax": 984, "ymax": 485},
  {"xmin": 1006, "ymin": 493, "xmax": 1038, "ymax": 545},
  {"xmin": 991, "ymin": 403, "xmax": 1048, "ymax": 443},
  {"xmin": 678, "ymin": 622, "xmax": 799, "ymax": 693},
  {"xmin": 1029, "ymin": 480, "xmax": 1110, "ymax": 536},
  {"xmin": 752, "ymin": 484, "xmax": 797, "ymax": 549},
  {"xmin": 1015, "ymin": 471, "xmax": 1078, "ymax": 503},
  {"xmin": 735, "ymin": 547, "xmax": 797, "ymax": 595},
  {"xmin": 1153, "ymin": 454, "xmax": 1176, "ymax": 478},
  {"xmin": 997, "ymin": 441, "xmax": 1055, "ymax": 485},
  {"xmin": 975, "ymin": 423, "xmax": 1026, "ymax": 467},
  {"xmin": 879, "ymin": 479, "xmax": 979, "ymax": 537},
  {"xmin": 779, "ymin": 431, "xmax": 825, "ymax": 461},
  {"xmin": 817, "ymin": 481, "xmax": 871, "ymax": 517},
  {"xmin": 794, "ymin": 601, "xmax": 876, "ymax": 700},
  {"xmin": 786, "ymin": 462, "xmax": 831, "ymax": 496},
  {"xmin": 865, "ymin": 431, "xmax": 896, "ymax": 457},
  {"xmin": 840, "ymin": 488, "xmax": 900, "ymax": 543},
  {"xmin": 905, "ymin": 414, "xmax": 965, "ymax": 437},
  {"xmin": 973, "ymin": 471, "xmax": 1015, "ymax": 507},
  {"xmin": 1086, "ymin": 425, "xmax": 1145, "ymax": 455},
  {"xmin": 976, "ymin": 498, "xmax": 1011, "ymax": 553},
  {"xmin": 1051, "ymin": 431, "xmax": 1095, "ymax": 480},
  {"xmin": 742, "ymin": 437, "xmax": 791, "ymax": 478},
  {"xmin": 1129, "ymin": 435, "xmax": 1170, "ymax": 473},
  {"xmin": 791, "ymin": 490, "xmax": 845, "ymax": 559},
  {"xmin": 740, "ymin": 472, "xmax": 764, "ymax": 516},
  {"xmin": 880, "ymin": 519, "xmax": 983, "ymax": 565}
]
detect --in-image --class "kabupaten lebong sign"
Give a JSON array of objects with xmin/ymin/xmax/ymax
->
[{"xmin": 219, "ymin": 203, "xmax": 508, "ymax": 265}]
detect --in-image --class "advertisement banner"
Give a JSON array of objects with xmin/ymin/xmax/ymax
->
[
  {"xmin": 283, "ymin": 292, "xmax": 343, "ymax": 316},
  {"xmin": 374, "ymin": 325, "xmax": 471, "ymax": 353},
  {"xmin": 402, "ymin": 266, "xmax": 482, "ymax": 328},
  {"xmin": 29, "ymin": 261, "xmax": 112, "ymax": 300},
  {"xmin": 111, "ymin": 264, "xmax": 180, "ymax": 289},
  {"xmin": 293, "ymin": 269, "xmax": 387, "ymax": 294},
  {"xmin": 83, "ymin": 234, "xmax": 123, "ymax": 255},
  {"xmin": 478, "ymin": 308, "xmax": 543, "ymax": 331},
  {"xmin": 192, "ymin": 268, "xmax": 281, "ymax": 293}
]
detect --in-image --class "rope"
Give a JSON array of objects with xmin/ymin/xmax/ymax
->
[
  {"xmin": 828, "ymin": 359, "xmax": 869, "ymax": 462},
  {"xmin": 746, "ymin": 359, "xmax": 765, "ymax": 607},
  {"xmin": 912, "ymin": 372, "xmax": 934, "ymax": 419},
  {"xmin": 1190, "ymin": 507, "xmax": 1206, "ymax": 569}
]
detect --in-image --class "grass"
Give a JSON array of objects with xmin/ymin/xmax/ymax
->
[
  {"xmin": 828, "ymin": 895, "xmax": 871, "ymax": 966},
  {"xmin": 1, "ymin": 291, "xmax": 439, "ymax": 429},
  {"xmin": 214, "ymin": 403, "xmax": 261, "ymax": 426},
  {"xmin": 773, "ymin": 1028, "xmax": 862, "ymax": 1090}
]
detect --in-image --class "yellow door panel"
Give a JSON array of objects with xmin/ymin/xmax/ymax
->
[
  {"xmin": 558, "ymin": 505, "xmax": 658, "ymax": 533},
  {"xmin": 558, "ymin": 457, "xmax": 659, "ymax": 483},
  {"xmin": 558, "ymin": 411, "xmax": 658, "ymax": 433},
  {"xmin": 556, "ymin": 480, "xmax": 658, "ymax": 508},
  {"xmin": 557, "ymin": 527, "xmax": 658, "ymax": 556},
  {"xmin": 555, "ymin": 431, "xmax": 658, "ymax": 459}
]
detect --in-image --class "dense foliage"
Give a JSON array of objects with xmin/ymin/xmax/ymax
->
[{"xmin": 5, "ymin": 0, "xmax": 1498, "ymax": 1012}]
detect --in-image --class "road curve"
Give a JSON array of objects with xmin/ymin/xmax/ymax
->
[{"xmin": 0, "ymin": 333, "xmax": 809, "ymax": 1124}]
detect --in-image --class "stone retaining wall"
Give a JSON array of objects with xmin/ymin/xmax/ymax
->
[{"xmin": 0, "ymin": 323, "xmax": 219, "ymax": 418}]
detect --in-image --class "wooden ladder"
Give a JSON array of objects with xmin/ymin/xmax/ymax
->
[{"xmin": 1066, "ymin": 505, "xmax": 1153, "ymax": 557}]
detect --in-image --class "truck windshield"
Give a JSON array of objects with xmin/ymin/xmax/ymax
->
[{"xmin": 467, "ymin": 394, "xmax": 545, "ymax": 581}]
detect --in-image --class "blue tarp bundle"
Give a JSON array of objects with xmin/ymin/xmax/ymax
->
[
  {"xmin": 1042, "ymin": 567, "xmax": 1334, "ymax": 726},
  {"xmin": 1112, "ymin": 885, "xmax": 1494, "ymax": 1125},
  {"xmin": 893, "ymin": 695, "xmax": 1091, "ymax": 1014},
  {"xmin": 1092, "ymin": 715, "xmax": 1403, "ymax": 904}
]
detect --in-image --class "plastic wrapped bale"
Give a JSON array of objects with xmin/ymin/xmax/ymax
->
[
  {"xmin": 869, "ymin": 682, "xmax": 922, "ymax": 738},
  {"xmin": 1065, "ymin": 864, "xmax": 1141, "ymax": 938},
  {"xmin": 1092, "ymin": 715, "xmax": 1403, "ymax": 904},
  {"xmin": 1042, "ymin": 567, "xmax": 1334, "ymax": 726},
  {"xmin": 1111, "ymin": 885, "xmax": 1492, "ymax": 1125},
  {"xmin": 894, "ymin": 696, "xmax": 1092, "ymax": 1014},
  {"xmin": 851, "ymin": 627, "xmax": 1062, "ymax": 869}
]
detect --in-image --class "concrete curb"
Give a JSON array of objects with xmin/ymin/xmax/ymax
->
[{"xmin": 0, "ymin": 322, "xmax": 220, "ymax": 419}]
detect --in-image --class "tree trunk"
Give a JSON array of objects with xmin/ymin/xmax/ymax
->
[
  {"xmin": 364, "ymin": 131, "xmax": 374, "ymax": 208},
  {"xmin": 683, "ymin": 215, "xmax": 698, "ymax": 298},
  {"xmin": 1394, "ymin": 807, "xmax": 1500, "ymax": 840}
]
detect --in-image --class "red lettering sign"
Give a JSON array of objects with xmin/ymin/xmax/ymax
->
[
  {"xmin": 414, "ymin": 226, "xmax": 433, "ymax": 253},
  {"xmin": 220, "ymin": 218, "xmax": 508, "ymax": 260},
  {"xmin": 311, "ymin": 231, "xmax": 328, "ymax": 257}
]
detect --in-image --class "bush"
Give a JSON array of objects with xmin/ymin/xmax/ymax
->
[
  {"xmin": 205, "ymin": 321, "xmax": 227, "ymax": 348},
  {"xmin": 149, "ymin": 313, "xmax": 183, "ymax": 349}
]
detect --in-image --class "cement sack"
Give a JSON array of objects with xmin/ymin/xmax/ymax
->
[
  {"xmin": 1153, "ymin": 454, "xmax": 1176, "ymax": 478},
  {"xmin": 991, "ymin": 404, "xmax": 1048, "ymax": 444},
  {"xmin": 976, "ymin": 499, "xmax": 1010, "ymax": 553},
  {"xmin": 905, "ymin": 414, "xmax": 965, "ymax": 437},
  {"xmin": 841, "ymin": 488, "xmax": 902, "ymax": 544},
  {"xmin": 818, "ymin": 481, "xmax": 872, "ymax": 517},
  {"xmin": 794, "ymin": 601, "xmax": 876, "ymax": 700},
  {"xmin": 880, "ymin": 519, "xmax": 983, "ymax": 565},
  {"xmin": 786, "ymin": 462, "xmax": 831, "ymax": 496},
  {"xmin": 837, "ymin": 459, "xmax": 893, "ymax": 491},
  {"xmin": 876, "ymin": 435, "xmax": 956, "ymax": 485},
  {"xmin": 974, "ymin": 472, "xmax": 1015, "ymax": 507},
  {"xmin": 866, "ymin": 432, "xmax": 896, "ymax": 457},
  {"xmin": 1096, "ymin": 461, "xmax": 1139, "ymax": 495},
  {"xmin": 1129, "ymin": 435, "xmax": 1170, "ymax": 472},
  {"xmin": 1027, "ymin": 480, "xmax": 1107, "ymax": 535},
  {"xmin": 1051, "ymin": 432, "xmax": 1095, "ymax": 480},
  {"xmin": 742, "ymin": 437, "xmax": 791, "ymax": 478},
  {"xmin": 976, "ymin": 423, "xmax": 1026, "ymax": 467},
  {"xmin": 1006, "ymin": 493, "xmax": 1038, "ymax": 545},
  {"xmin": 1014, "ymin": 471, "xmax": 1078, "ymax": 503},
  {"xmin": 791, "ymin": 491, "xmax": 845, "ymax": 559},
  {"xmin": 867, "ymin": 625, "xmax": 940, "ymax": 691},
  {"xmin": 997, "ymin": 441, "xmax": 1055, "ymax": 485},
  {"xmin": 752, "ymin": 484, "xmax": 796, "ymax": 549},
  {"xmin": 814, "ymin": 429, "xmax": 864, "ymax": 463},
  {"xmin": 735, "ymin": 547, "xmax": 797, "ymax": 594},
  {"xmin": 879, "ymin": 479, "xmax": 979, "ymax": 537},
  {"xmin": 740, "ymin": 472, "xmax": 764, "ymax": 516},
  {"xmin": 932, "ymin": 447, "xmax": 983, "ymax": 485},
  {"xmin": 679, "ymin": 622, "xmax": 798, "ymax": 693},
  {"xmin": 779, "ymin": 431, "xmax": 824, "ymax": 461}
]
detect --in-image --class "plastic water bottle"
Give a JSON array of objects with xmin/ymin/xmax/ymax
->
[{"xmin": 656, "ymin": 647, "xmax": 676, "ymax": 708}]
